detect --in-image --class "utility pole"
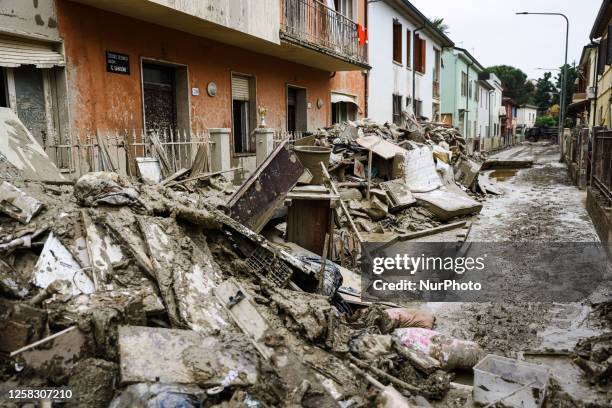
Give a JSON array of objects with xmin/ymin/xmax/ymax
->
[{"xmin": 516, "ymin": 12, "xmax": 569, "ymax": 159}]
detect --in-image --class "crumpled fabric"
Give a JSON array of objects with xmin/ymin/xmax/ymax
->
[
  {"xmin": 109, "ymin": 383, "xmax": 205, "ymax": 408},
  {"xmin": 74, "ymin": 172, "xmax": 143, "ymax": 208}
]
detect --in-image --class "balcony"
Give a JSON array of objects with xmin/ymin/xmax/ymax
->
[
  {"xmin": 280, "ymin": 0, "xmax": 368, "ymax": 69},
  {"xmin": 433, "ymin": 81, "xmax": 440, "ymax": 99}
]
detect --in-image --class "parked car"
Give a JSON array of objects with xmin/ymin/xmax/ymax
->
[{"xmin": 526, "ymin": 126, "xmax": 559, "ymax": 142}]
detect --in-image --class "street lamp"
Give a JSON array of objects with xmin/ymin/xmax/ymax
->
[{"xmin": 516, "ymin": 12, "xmax": 569, "ymax": 158}]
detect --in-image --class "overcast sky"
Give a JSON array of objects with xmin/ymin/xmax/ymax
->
[{"xmin": 408, "ymin": 0, "xmax": 602, "ymax": 80}]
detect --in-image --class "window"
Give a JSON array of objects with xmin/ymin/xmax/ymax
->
[
  {"xmin": 461, "ymin": 72, "xmax": 468, "ymax": 97},
  {"xmin": 475, "ymin": 85, "xmax": 479, "ymax": 103},
  {"xmin": 332, "ymin": 102, "xmax": 356, "ymax": 124},
  {"xmin": 406, "ymin": 29, "xmax": 412, "ymax": 68},
  {"xmin": 469, "ymin": 81, "xmax": 473, "ymax": 99},
  {"xmin": 232, "ymin": 74, "xmax": 256, "ymax": 154},
  {"xmin": 414, "ymin": 34, "xmax": 426, "ymax": 73},
  {"xmin": 392, "ymin": 94, "xmax": 402, "ymax": 124},
  {"xmin": 415, "ymin": 99, "xmax": 423, "ymax": 117},
  {"xmin": 393, "ymin": 21, "xmax": 402, "ymax": 64},
  {"xmin": 334, "ymin": 0, "xmax": 353, "ymax": 19}
]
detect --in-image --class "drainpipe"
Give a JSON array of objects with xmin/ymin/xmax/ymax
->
[
  {"xmin": 412, "ymin": 23, "xmax": 426, "ymax": 114},
  {"xmin": 488, "ymin": 89, "xmax": 494, "ymax": 148},
  {"xmin": 465, "ymin": 62, "xmax": 473, "ymax": 139},
  {"xmin": 591, "ymin": 41, "xmax": 600, "ymax": 187}
]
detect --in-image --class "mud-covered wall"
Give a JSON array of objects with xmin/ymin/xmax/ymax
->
[
  {"xmin": 0, "ymin": 0, "xmax": 60, "ymax": 41},
  {"xmin": 56, "ymin": 1, "xmax": 363, "ymax": 138}
]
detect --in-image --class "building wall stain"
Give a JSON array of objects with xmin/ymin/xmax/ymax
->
[{"xmin": 56, "ymin": 1, "xmax": 365, "ymax": 136}]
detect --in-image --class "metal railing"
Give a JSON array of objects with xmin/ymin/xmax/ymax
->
[
  {"xmin": 45, "ymin": 128, "xmax": 211, "ymax": 180},
  {"xmin": 593, "ymin": 128, "xmax": 612, "ymax": 203},
  {"xmin": 280, "ymin": 0, "xmax": 366, "ymax": 63}
]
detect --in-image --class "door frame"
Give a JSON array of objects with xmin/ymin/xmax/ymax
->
[
  {"xmin": 230, "ymin": 70, "xmax": 257, "ymax": 157},
  {"xmin": 139, "ymin": 57, "xmax": 191, "ymax": 137},
  {"xmin": 286, "ymin": 83, "xmax": 308, "ymax": 132}
]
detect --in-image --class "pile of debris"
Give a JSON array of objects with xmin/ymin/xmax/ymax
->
[{"xmin": 0, "ymin": 107, "xmax": 540, "ymax": 407}]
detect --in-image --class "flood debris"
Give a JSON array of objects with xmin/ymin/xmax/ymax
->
[{"xmin": 0, "ymin": 114, "xmax": 565, "ymax": 407}]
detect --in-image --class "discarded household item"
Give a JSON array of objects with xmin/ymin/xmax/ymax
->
[
  {"xmin": 227, "ymin": 140, "xmax": 304, "ymax": 232},
  {"xmin": 481, "ymin": 159, "xmax": 533, "ymax": 170},
  {"xmin": 245, "ymin": 246, "xmax": 293, "ymax": 287},
  {"xmin": 117, "ymin": 325, "xmax": 259, "ymax": 386},
  {"xmin": 109, "ymin": 383, "xmax": 206, "ymax": 408},
  {"xmin": 401, "ymin": 145, "xmax": 443, "ymax": 193},
  {"xmin": 0, "ymin": 181, "xmax": 44, "ymax": 223},
  {"xmin": 33, "ymin": 233, "xmax": 95, "ymax": 296},
  {"xmin": 473, "ymin": 354, "xmax": 550, "ymax": 408},
  {"xmin": 356, "ymin": 135, "xmax": 407, "ymax": 160},
  {"xmin": 74, "ymin": 172, "xmax": 142, "ymax": 208},
  {"xmin": 285, "ymin": 185, "xmax": 338, "ymax": 256},
  {"xmin": 379, "ymin": 179, "xmax": 416, "ymax": 212},
  {"xmin": 394, "ymin": 328, "xmax": 484, "ymax": 370},
  {"xmin": 0, "ymin": 107, "xmax": 65, "ymax": 182},
  {"xmin": 135, "ymin": 157, "xmax": 162, "ymax": 183},
  {"xmin": 454, "ymin": 157, "xmax": 482, "ymax": 188},
  {"xmin": 293, "ymin": 145, "xmax": 332, "ymax": 184},
  {"xmin": 385, "ymin": 308, "xmax": 435, "ymax": 329},
  {"xmin": 413, "ymin": 187, "xmax": 482, "ymax": 221}
]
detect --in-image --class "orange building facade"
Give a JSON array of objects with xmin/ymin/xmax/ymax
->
[{"xmin": 54, "ymin": 0, "xmax": 368, "ymax": 157}]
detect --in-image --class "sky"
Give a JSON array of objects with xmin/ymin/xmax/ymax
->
[{"xmin": 409, "ymin": 0, "xmax": 602, "ymax": 80}]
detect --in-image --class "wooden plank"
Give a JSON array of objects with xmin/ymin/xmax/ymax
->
[{"xmin": 227, "ymin": 141, "xmax": 304, "ymax": 232}]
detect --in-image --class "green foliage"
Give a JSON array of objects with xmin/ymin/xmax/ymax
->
[
  {"xmin": 552, "ymin": 64, "xmax": 578, "ymax": 114},
  {"xmin": 535, "ymin": 115, "xmax": 557, "ymax": 127},
  {"xmin": 533, "ymin": 72, "xmax": 557, "ymax": 112},
  {"xmin": 430, "ymin": 17, "xmax": 450, "ymax": 34},
  {"xmin": 484, "ymin": 65, "xmax": 534, "ymax": 105}
]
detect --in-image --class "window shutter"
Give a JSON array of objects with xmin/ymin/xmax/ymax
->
[
  {"xmin": 406, "ymin": 29, "xmax": 412, "ymax": 67},
  {"xmin": 598, "ymin": 37, "xmax": 607, "ymax": 75},
  {"xmin": 607, "ymin": 25, "xmax": 612, "ymax": 66},
  {"xmin": 232, "ymin": 75, "xmax": 250, "ymax": 101},
  {"xmin": 393, "ymin": 23, "xmax": 402, "ymax": 63},
  {"xmin": 420, "ymin": 38, "xmax": 426, "ymax": 73}
]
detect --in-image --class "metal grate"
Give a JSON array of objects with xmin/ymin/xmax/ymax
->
[{"xmin": 245, "ymin": 247, "xmax": 293, "ymax": 287}]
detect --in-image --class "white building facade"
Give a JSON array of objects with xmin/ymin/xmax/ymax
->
[
  {"xmin": 367, "ymin": 0, "xmax": 453, "ymax": 124},
  {"xmin": 517, "ymin": 104, "xmax": 538, "ymax": 129},
  {"xmin": 477, "ymin": 73, "xmax": 503, "ymax": 151}
]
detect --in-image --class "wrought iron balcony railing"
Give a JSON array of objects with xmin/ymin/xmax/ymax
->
[{"xmin": 280, "ymin": 0, "xmax": 367, "ymax": 65}]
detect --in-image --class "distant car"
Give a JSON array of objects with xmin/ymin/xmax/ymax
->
[{"xmin": 526, "ymin": 126, "xmax": 559, "ymax": 142}]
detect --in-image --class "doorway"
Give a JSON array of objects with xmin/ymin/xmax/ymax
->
[
  {"xmin": 142, "ymin": 62, "xmax": 177, "ymax": 135},
  {"xmin": 287, "ymin": 85, "xmax": 307, "ymax": 132}
]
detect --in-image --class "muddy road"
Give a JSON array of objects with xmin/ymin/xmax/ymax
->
[{"xmin": 425, "ymin": 143, "xmax": 611, "ymax": 406}]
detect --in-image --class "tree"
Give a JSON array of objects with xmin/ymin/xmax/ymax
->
[
  {"xmin": 430, "ymin": 17, "xmax": 450, "ymax": 34},
  {"xmin": 535, "ymin": 115, "xmax": 556, "ymax": 127},
  {"xmin": 552, "ymin": 64, "xmax": 578, "ymax": 118},
  {"xmin": 532, "ymin": 71, "xmax": 557, "ymax": 113},
  {"xmin": 485, "ymin": 65, "xmax": 534, "ymax": 105}
]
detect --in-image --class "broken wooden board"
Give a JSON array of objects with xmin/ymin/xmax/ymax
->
[
  {"xmin": 401, "ymin": 145, "xmax": 443, "ymax": 193},
  {"xmin": 356, "ymin": 135, "xmax": 407, "ymax": 160},
  {"xmin": 117, "ymin": 325, "xmax": 259, "ymax": 387},
  {"xmin": 413, "ymin": 187, "xmax": 482, "ymax": 221},
  {"xmin": 227, "ymin": 140, "xmax": 304, "ymax": 233},
  {"xmin": 33, "ymin": 232, "xmax": 95, "ymax": 296},
  {"xmin": 380, "ymin": 179, "xmax": 416, "ymax": 212},
  {"xmin": 0, "ymin": 107, "xmax": 65, "ymax": 181},
  {"xmin": 0, "ymin": 299, "xmax": 46, "ymax": 353},
  {"xmin": 0, "ymin": 181, "xmax": 43, "ymax": 223},
  {"xmin": 481, "ymin": 159, "xmax": 533, "ymax": 170}
]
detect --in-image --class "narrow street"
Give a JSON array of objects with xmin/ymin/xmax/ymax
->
[{"xmin": 429, "ymin": 143, "xmax": 609, "ymax": 406}]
